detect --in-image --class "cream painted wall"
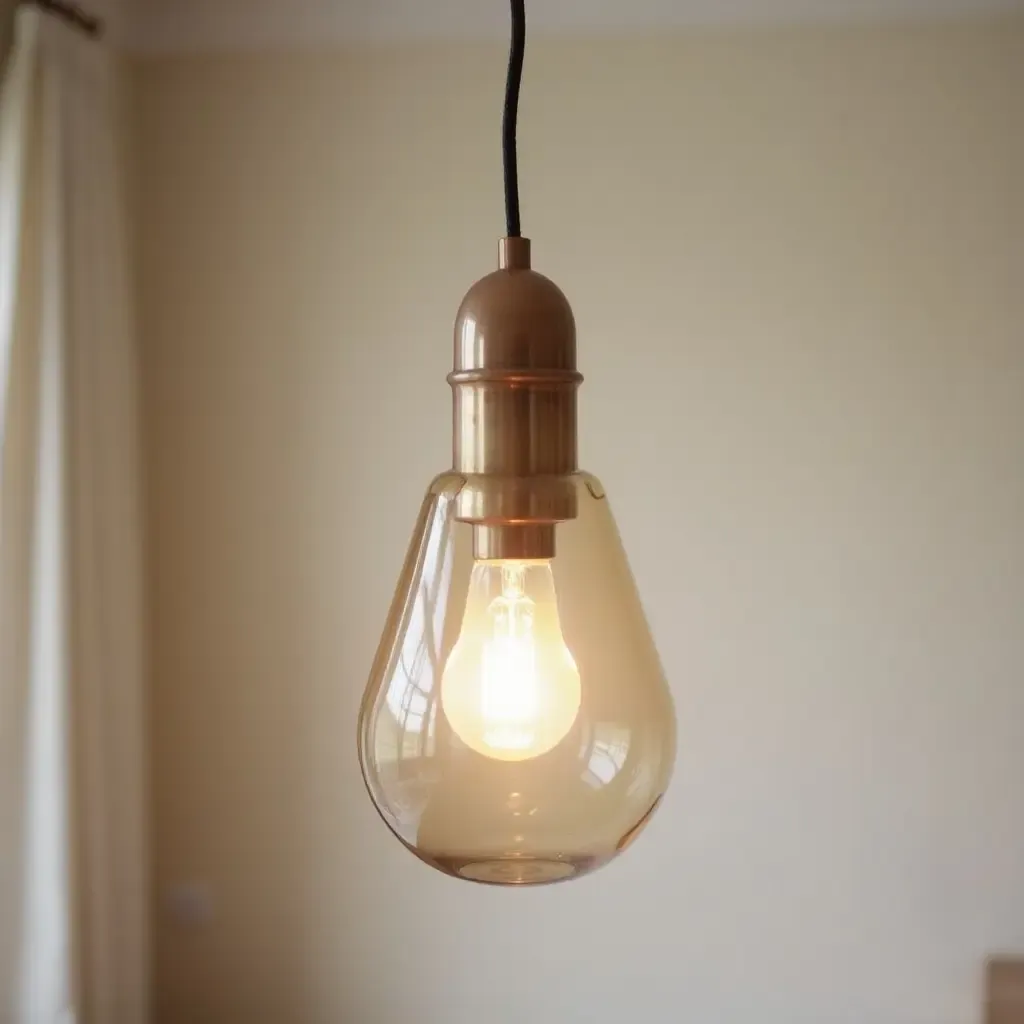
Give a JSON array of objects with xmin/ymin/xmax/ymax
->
[{"xmin": 133, "ymin": 22, "xmax": 1024, "ymax": 1024}]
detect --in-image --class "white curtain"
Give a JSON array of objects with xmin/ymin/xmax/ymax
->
[{"xmin": 0, "ymin": 10, "xmax": 149, "ymax": 1023}]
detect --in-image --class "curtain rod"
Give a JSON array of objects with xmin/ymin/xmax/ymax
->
[{"xmin": 22, "ymin": 0, "xmax": 103, "ymax": 37}]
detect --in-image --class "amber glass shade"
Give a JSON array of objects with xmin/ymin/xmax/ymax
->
[{"xmin": 358, "ymin": 471, "xmax": 675, "ymax": 886}]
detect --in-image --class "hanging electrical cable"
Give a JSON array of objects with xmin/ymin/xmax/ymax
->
[{"xmin": 502, "ymin": 0, "xmax": 526, "ymax": 237}]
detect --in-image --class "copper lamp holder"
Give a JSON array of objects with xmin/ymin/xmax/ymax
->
[{"xmin": 449, "ymin": 238, "xmax": 582, "ymax": 561}]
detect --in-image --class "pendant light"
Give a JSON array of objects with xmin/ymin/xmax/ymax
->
[{"xmin": 357, "ymin": 0, "xmax": 676, "ymax": 886}]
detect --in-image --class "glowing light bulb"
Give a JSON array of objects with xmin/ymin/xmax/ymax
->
[
  {"xmin": 359, "ymin": 471, "xmax": 676, "ymax": 885},
  {"xmin": 441, "ymin": 561, "xmax": 581, "ymax": 762}
]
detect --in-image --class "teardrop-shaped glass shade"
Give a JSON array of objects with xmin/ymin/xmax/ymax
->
[{"xmin": 358, "ymin": 472, "xmax": 676, "ymax": 886}]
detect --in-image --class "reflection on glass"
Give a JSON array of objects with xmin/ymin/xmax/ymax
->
[
  {"xmin": 379, "ymin": 498, "xmax": 455, "ymax": 765},
  {"xmin": 583, "ymin": 727, "xmax": 631, "ymax": 788}
]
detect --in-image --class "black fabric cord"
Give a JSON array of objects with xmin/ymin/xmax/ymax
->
[{"xmin": 503, "ymin": 0, "xmax": 526, "ymax": 237}]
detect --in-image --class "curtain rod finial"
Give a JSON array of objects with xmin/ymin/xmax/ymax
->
[{"xmin": 22, "ymin": 0, "xmax": 104, "ymax": 38}]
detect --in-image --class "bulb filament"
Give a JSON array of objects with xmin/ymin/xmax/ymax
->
[{"xmin": 481, "ymin": 564, "xmax": 539, "ymax": 751}]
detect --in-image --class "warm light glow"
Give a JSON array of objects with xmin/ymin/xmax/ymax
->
[{"xmin": 441, "ymin": 561, "xmax": 581, "ymax": 762}]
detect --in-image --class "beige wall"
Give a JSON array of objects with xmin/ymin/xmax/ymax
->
[{"xmin": 134, "ymin": 22, "xmax": 1024, "ymax": 1024}]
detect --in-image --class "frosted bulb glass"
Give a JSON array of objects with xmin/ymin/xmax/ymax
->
[{"xmin": 441, "ymin": 561, "xmax": 581, "ymax": 762}]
